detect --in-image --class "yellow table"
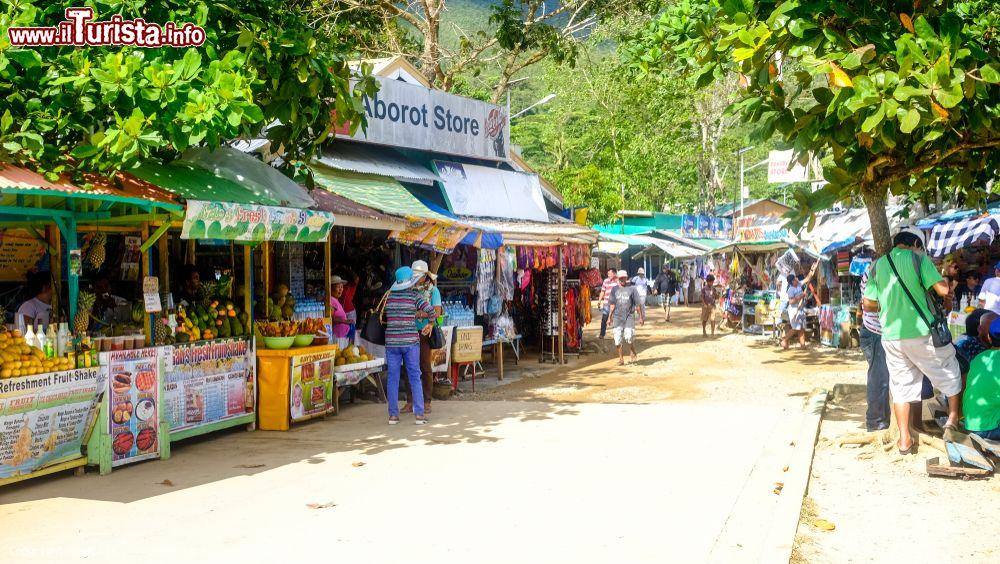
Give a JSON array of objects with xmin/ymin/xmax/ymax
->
[{"xmin": 257, "ymin": 344, "xmax": 339, "ymax": 431}]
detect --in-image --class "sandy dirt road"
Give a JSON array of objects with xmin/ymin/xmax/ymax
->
[{"xmin": 1, "ymin": 306, "xmax": 993, "ymax": 563}]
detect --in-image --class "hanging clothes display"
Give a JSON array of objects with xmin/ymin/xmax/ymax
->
[
  {"xmin": 564, "ymin": 285, "xmax": 579, "ymax": 349},
  {"xmin": 476, "ymin": 248, "xmax": 497, "ymax": 315}
]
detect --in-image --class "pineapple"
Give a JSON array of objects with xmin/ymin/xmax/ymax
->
[
  {"xmin": 74, "ymin": 291, "xmax": 95, "ymax": 335},
  {"xmin": 154, "ymin": 315, "xmax": 170, "ymax": 345},
  {"xmin": 87, "ymin": 232, "xmax": 107, "ymax": 270}
]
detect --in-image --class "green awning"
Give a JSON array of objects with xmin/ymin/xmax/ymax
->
[
  {"xmin": 129, "ymin": 161, "xmax": 283, "ymax": 206},
  {"xmin": 310, "ymin": 165, "xmax": 450, "ymax": 222},
  {"xmin": 688, "ymin": 237, "xmax": 728, "ymax": 250}
]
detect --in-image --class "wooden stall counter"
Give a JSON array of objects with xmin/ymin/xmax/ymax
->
[{"xmin": 257, "ymin": 344, "xmax": 340, "ymax": 431}]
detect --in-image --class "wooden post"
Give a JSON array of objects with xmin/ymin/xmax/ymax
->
[
  {"xmin": 47, "ymin": 225, "xmax": 61, "ymax": 320},
  {"xmin": 262, "ymin": 241, "xmax": 271, "ymax": 319},
  {"xmin": 141, "ymin": 223, "xmax": 151, "ymax": 345},
  {"xmin": 243, "ymin": 245, "xmax": 253, "ymax": 323},
  {"xmin": 324, "ymin": 238, "xmax": 333, "ymax": 318},
  {"xmin": 157, "ymin": 227, "xmax": 169, "ymax": 297}
]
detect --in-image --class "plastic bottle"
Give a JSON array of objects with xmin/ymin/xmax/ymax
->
[
  {"xmin": 57, "ymin": 322, "xmax": 70, "ymax": 357},
  {"xmin": 36, "ymin": 324, "xmax": 49, "ymax": 357},
  {"xmin": 25, "ymin": 323, "xmax": 37, "ymax": 350},
  {"xmin": 45, "ymin": 323, "xmax": 57, "ymax": 358}
]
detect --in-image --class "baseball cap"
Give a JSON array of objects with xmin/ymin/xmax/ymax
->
[
  {"xmin": 894, "ymin": 225, "xmax": 926, "ymax": 249},
  {"xmin": 991, "ymin": 318, "xmax": 1000, "ymax": 344},
  {"xmin": 617, "ymin": 270, "xmax": 628, "ymax": 278},
  {"xmin": 411, "ymin": 259, "xmax": 437, "ymax": 281}
]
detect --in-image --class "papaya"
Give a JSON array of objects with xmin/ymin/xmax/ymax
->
[
  {"xmin": 219, "ymin": 318, "xmax": 232, "ymax": 338},
  {"xmin": 175, "ymin": 332, "xmax": 191, "ymax": 343}
]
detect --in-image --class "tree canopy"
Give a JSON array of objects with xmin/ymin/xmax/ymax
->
[
  {"xmin": 631, "ymin": 0, "xmax": 1000, "ymax": 253},
  {"xmin": 0, "ymin": 0, "xmax": 376, "ymax": 179}
]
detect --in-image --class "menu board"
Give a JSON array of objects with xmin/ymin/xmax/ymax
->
[
  {"xmin": 289, "ymin": 350, "xmax": 336, "ymax": 421},
  {"xmin": 163, "ymin": 339, "xmax": 254, "ymax": 432},
  {"xmin": 0, "ymin": 368, "xmax": 105, "ymax": 479},
  {"xmin": 432, "ymin": 326, "xmax": 454, "ymax": 373},
  {"xmin": 0, "ymin": 229, "xmax": 47, "ymax": 282},
  {"xmin": 106, "ymin": 348, "xmax": 160, "ymax": 467},
  {"xmin": 452, "ymin": 326, "xmax": 483, "ymax": 363}
]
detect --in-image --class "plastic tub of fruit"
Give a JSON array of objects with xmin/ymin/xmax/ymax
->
[
  {"xmin": 263, "ymin": 336, "xmax": 295, "ymax": 350},
  {"xmin": 293, "ymin": 334, "xmax": 315, "ymax": 347}
]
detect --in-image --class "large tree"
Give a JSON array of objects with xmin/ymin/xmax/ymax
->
[
  {"xmin": 322, "ymin": 0, "xmax": 642, "ymax": 102},
  {"xmin": 631, "ymin": 0, "xmax": 1000, "ymax": 254},
  {"xmin": 0, "ymin": 0, "xmax": 377, "ymax": 178}
]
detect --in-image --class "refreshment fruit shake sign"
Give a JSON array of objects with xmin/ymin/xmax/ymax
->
[{"xmin": 337, "ymin": 76, "xmax": 510, "ymax": 161}]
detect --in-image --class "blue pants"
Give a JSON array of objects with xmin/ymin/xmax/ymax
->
[
  {"xmin": 860, "ymin": 327, "xmax": 891, "ymax": 431},
  {"xmin": 972, "ymin": 426, "xmax": 1000, "ymax": 441},
  {"xmin": 387, "ymin": 344, "xmax": 423, "ymax": 417},
  {"xmin": 600, "ymin": 310, "xmax": 609, "ymax": 338}
]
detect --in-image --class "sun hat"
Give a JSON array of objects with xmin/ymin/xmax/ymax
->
[
  {"xmin": 330, "ymin": 275, "xmax": 346, "ymax": 286},
  {"xmin": 390, "ymin": 266, "xmax": 418, "ymax": 291},
  {"xmin": 411, "ymin": 259, "xmax": 437, "ymax": 281},
  {"xmin": 617, "ymin": 270, "xmax": 628, "ymax": 279},
  {"xmin": 894, "ymin": 225, "xmax": 927, "ymax": 249},
  {"xmin": 637, "ymin": 267, "xmax": 646, "ymax": 275}
]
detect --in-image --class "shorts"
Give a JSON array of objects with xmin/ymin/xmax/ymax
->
[
  {"xmin": 701, "ymin": 305, "xmax": 715, "ymax": 323},
  {"xmin": 613, "ymin": 326, "xmax": 635, "ymax": 346},
  {"xmin": 881, "ymin": 335, "xmax": 962, "ymax": 403},
  {"xmin": 787, "ymin": 306, "xmax": 805, "ymax": 331}
]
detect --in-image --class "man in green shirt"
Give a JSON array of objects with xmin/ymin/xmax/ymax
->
[
  {"xmin": 962, "ymin": 318, "xmax": 1000, "ymax": 440},
  {"xmin": 862, "ymin": 226, "xmax": 961, "ymax": 454}
]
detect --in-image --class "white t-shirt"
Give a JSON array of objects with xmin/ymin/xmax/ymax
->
[
  {"xmin": 630, "ymin": 276, "xmax": 650, "ymax": 297},
  {"xmin": 979, "ymin": 277, "xmax": 1000, "ymax": 314},
  {"xmin": 16, "ymin": 297, "xmax": 52, "ymax": 333}
]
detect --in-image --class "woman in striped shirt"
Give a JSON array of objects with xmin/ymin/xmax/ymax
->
[{"xmin": 385, "ymin": 266, "xmax": 436, "ymax": 425}]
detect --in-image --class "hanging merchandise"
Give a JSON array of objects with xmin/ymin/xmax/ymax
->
[
  {"xmin": 497, "ymin": 246, "xmax": 516, "ymax": 301},
  {"xmin": 579, "ymin": 284, "xmax": 592, "ymax": 325},
  {"xmin": 564, "ymin": 285, "xmax": 579, "ymax": 349},
  {"xmin": 544, "ymin": 270, "xmax": 559, "ymax": 336},
  {"xmin": 775, "ymin": 248, "xmax": 800, "ymax": 276},
  {"xmin": 836, "ymin": 250, "xmax": 851, "ymax": 275},
  {"xmin": 476, "ymin": 248, "xmax": 497, "ymax": 315},
  {"xmin": 849, "ymin": 256, "xmax": 872, "ymax": 277},
  {"xmin": 579, "ymin": 267, "xmax": 602, "ymax": 288}
]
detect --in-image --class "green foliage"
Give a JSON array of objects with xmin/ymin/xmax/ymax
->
[
  {"xmin": 0, "ymin": 0, "xmax": 376, "ymax": 178},
  {"xmin": 629, "ymin": 0, "xmax": 1000, "ymax": 241}
]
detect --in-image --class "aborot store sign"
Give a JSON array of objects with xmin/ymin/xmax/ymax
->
[{"xmin": 337, "ymin": 77, "xmax": 509, "ymax": 161}]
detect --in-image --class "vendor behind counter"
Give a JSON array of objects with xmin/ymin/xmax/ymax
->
[{"xmin": 16, "ymin": 271, "xmax": 53, "ymax": 333}]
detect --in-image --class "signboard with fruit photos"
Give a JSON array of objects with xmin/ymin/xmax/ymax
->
[
  {"xmin": 0, "ymin": 367, "xmax": 105, "ymax": 479},
  {"xmin": 106, "ymin": 347, "xmax": 160, "ymax": 467},
  {"xmin": 289, "ymin": 350, "xmax": 336, "ymax": 422},
  {"xmin": 163, "ymin": 339, "xmax": 254, "ymax": 433}
]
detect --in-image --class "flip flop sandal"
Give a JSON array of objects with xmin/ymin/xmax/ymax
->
[{"xmin": 401, "ymin": 404, "xmax": 413, "ymax": 414}]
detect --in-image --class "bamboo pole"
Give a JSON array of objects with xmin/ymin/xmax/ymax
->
[
  {"xmin": 262, "ymin": 242, "xmax": 271, "ymax": 319},
  {"xmin": 558, "ymin": 245, "xmax": 565, "ymax": 365},
  {"xmin": 324, "ymin": 238, "xmax": 332, "ymax": 318},
  {"xmin": 141, "ymin": 223, "xmax": 151, "ymax": 345},
  {"xmin": 47, "ymin": 225, "xmax": 61, "ymax": 321},
  {"xmin": 243, "ymin": 245, "xmax": 252, "ymax": 324}
]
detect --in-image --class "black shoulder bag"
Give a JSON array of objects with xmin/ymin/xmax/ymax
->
[
  {"xmin": 361, "ymin": 291, "xmax": 389, "ymax": 345},
  {"xmin": 885, "ymin": 253, "xmax": 952, "ymax": 347}
]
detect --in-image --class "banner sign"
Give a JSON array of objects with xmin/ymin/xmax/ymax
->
[
  {"xmin": 390, "ymin": 216, "xmax": 471, "ymax": 255},
  {"xmin": 0, "ymin": 368, "xmax": 104, "ymax": 479},
  {"xmin": 163, "ymin": 339, "xmax": 254, "ymax": 432},
  {"xmin": 182, "ymin": 200, "xmax": 334, "ymax": 243},
  {"xmin": 682, "ymin": 215, "xmax": 697, "ymax": 238},
  {"xmin": 697, "ymin": 215, "xmax": 712, "ymax": 238},
  {"xmin": 106, "ymin": 348, "xmax": 160, "ymax": 467},
  {"xmin": 0, "ymin": 229, "xmax": 46, "ymax": 282},
  {"xmin": 768, "ymin": 150, "xmax": 808, "ymax": 183},
  {"xmin": 738, "ymin": 226, "xmax": 791, "ymax": 242},
  {"xmin": 338, "ymin": 76, "xmax": 509, "ymax": 161},
  {"xmin": 432, "ymin": 326, "xmax": 454, "ymax": 373},
  {"xmin": 289, "ymin": 350, "xmax": 336, "ymax": 421}
]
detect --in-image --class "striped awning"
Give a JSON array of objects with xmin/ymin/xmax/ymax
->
[{"xmin": 927, "ymin": 215, "xmax": 999, "ymax": 257}]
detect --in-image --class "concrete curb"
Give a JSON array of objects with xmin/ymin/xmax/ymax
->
[{"xmin": 708, "ymin": 388, "xmax": 829, "ymax": 563}]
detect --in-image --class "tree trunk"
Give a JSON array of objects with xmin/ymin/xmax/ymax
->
[
  {"xmin": 862, "ymin": 186, "xmax": 892, "ymax": 257},
  {"xmin": 419, "ymin": 1, "xmax": 442, "ymax": 87}
]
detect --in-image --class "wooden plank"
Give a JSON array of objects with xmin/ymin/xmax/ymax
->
[
  {"xmin": 168, "ymin": 414, "xmax": 256, "ymax": 443},
  {"xmin": 969, "ymin": 434, "xmax": 1000, "ymax": 458},
  {"xmin": 944, "ymin": 428, "xmax": 994, "ymax": 471},
  {"xmin": 0, "ymin": 457, "xmax": 88, "ymax": 487},
  {"xmin": 926, "ymin": 457, "xmax": 991, "ymax": 478}
]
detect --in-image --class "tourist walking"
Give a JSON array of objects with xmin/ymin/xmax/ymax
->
[
  {"xmin": 862, "ymin": 226, "xmax": 961, "ymax": 454},
  {"xmin": 701, "ymin": 274, "xmax": 718, "ymax": 336},
  {"xmin": 652, "ymin": 264, "xmax": 678, "ymax": 322},
  {"xmin": 782, "ymin": 263, "xmax": 819, "ymax": 350},
  {"xmin": 858, "ymin": 268, "xmax": 890, "ymax": 431},
  {"xmin": 630, "ymin": 267, "xmax": 651, "ymax": 320},
  {"xmin": 598, "ymin": 268, "xmax": 617, "ymax": 339},
  {"xmin": 608, "ymin": 270, "xmax": 644, "ymax": 365},
  {"xmin": 384, "ymin": 266, "xmax": 436, "ymax": 425}
]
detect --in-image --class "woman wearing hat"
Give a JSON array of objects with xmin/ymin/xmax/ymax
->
[
  {"xmin": 328, "ymin": 275, "xmax": 352, "ymax": 342},
  {"xmin": 385, "ymin": 266, "xmax": 436, "ymax": 425},
  {"xmin": 402, "ymin": 260, "xmax": 443, "ymax": 414}
]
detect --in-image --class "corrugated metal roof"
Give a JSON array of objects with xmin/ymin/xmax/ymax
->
[
  {"xmin": 311, "ymin": 165, "xmax": 451, "ymax": 222},
  {"xmin": 310, "ymin": 188, "xmax": 405, "ymax": 231},
  {"xmin": 318, "ymin": 143, "xmax": 440, "ymax": 186},
  {"xmin": 0, "ymin": 163, "xmax": 181, "ymax": 210},
  {"xmin": 458, "ymin": 216, "xmax": 598, "ymax": 246}
]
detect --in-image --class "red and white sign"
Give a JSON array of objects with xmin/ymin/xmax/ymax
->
[{"xmin": 768, "ymin": 150, "xmax": 808, "ymax": 183}]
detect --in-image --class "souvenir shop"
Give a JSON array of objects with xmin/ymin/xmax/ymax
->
[{"xmin": 811, "ymin": 237, "xmax": 874, "ymax": 348}]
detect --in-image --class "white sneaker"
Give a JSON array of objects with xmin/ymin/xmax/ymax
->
[
  {"xmin": 415, "ymin": 417, "xmax": 427, "ymax": 426},
  {"xmin": 388, "ymin": 417, "xmax": 399, "ymax": 425}
]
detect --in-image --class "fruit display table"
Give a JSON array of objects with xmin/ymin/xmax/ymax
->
[{"xmin": 257, "ymin": 344, "xmax": 340, "ymax": 431}]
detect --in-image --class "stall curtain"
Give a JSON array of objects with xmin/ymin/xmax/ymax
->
[{"xmin": 927, "ymin": 216, "xmax": 1000, "ymax": 258}]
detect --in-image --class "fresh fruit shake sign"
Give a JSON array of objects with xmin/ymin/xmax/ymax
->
[
  {"xmin": 289, "ymin": 350, "xmax": 336, "ymax": 422},
  {"xmin": 181, "ymin": 201, "xmax": 335, "ymax": 243},
  {"xmin": 337, "ymin": 76, "xmax": 510, "ymax": 161},
  {"xmin": 164, "ymin": 339, "xmax": 254, "ymax": 432},
  {"xmin": 106, "ymin": 348, "xmax": 160, "ymax": 467},
  {"xmin": 0, "ymin": 367, "xmax": 104, "ymax": 479}
]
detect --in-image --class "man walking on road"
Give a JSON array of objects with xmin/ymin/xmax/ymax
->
[
  {"xmin": 701, "ymin": 274, "xmax": 719, "ymax": 336},
  {"xmin": 609, "ymin": 270, "xmax": 644, "ymax": 365},
  {"xmin": 598, "ymin": 268, "xmax": 617, "ymax": 339},
  {"xmin": 653, "ymin": 264, "xmax": 678, "ymax": 322},
  {"xmin": 862, "ymin": 226, "xmax": 961, "ymax": 454}
]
